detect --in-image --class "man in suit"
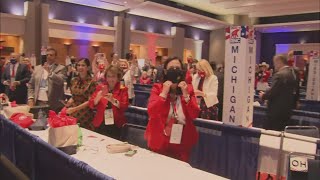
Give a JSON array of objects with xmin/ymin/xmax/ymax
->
[
  {"xmin": 1, "ymin": 53, "xmax": 31, "ymax": 104},
  {"xmin": 210, "ymin": 61, "xmax": 224, "ymax": 121},
  {"xmin": 259, "ymin": 54, "xmax": 298, "ymax": 131},
  {"xmin": 0, "ymin": 57, "xmax": 7, "ymax": 94},
  {"xmin": 28, "ymin": 48, "xmax": 67, "ymax": 112}
]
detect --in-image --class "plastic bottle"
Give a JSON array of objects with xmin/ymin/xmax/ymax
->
[{"xmin": 38, "ymin": 109, "xmax": 44, "ymax": 120}]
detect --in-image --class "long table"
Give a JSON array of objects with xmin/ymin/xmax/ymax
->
[
  {"xmin": 0, "ymin": 114, "xmax": 225, "ymax": 180},
  {"xmin": 28, "ymin": 127, "xmax": 228, "ymax": 180}
]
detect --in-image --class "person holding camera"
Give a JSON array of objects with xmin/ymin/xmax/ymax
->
[
  {"xmin": 145, "ymin": 57, "xmax": 200, "ymax": 162},
  {"xmin": 28, "ymin": 48, "xmax": 66, "ymax": 112},
  {"xmin": 192, "ymin": 59, "xmax": 219, "ymax": 120},
  {"xmin": 92, "ymin": 53, "xmax": 108, "ymax": 84}
]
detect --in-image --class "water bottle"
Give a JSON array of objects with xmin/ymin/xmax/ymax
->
[{"xmin": 38, "ymin": 109, "xmax": 46, "ymax": 123}]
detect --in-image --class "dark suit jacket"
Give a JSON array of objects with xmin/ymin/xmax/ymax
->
[
  {"xmin": 0, "ymin": 65, "xmax": 6, "ymax": 93},
  {"xmin": 1, "ymin": 63, "xmax": 31, "ymax": 104},
  {"xmin": 262, "ymin": 66, "xmax": 297, "ymax": 130},
  {"xmin": 28, "ymin": 64, "xmax": 67, "ymax": 112},
  {"xmin": 215, "ymin": 71, "xmax": 224, "ymax": 121}
]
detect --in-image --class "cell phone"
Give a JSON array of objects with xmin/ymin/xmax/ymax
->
[
  {"xmin": 125, "ymin": 150, "xmax": 137, "ymax": 157},
  {"xmin": 98, "ymin": 53, "xmax": 105, "ymax": 58},
  {"xmin": 41, "ymin": 55, "xmax": 47, "ymax": 65}
]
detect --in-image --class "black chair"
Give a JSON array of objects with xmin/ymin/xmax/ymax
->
[
  {"xmin": 285, "ymin": 126, "xmax": 320, "ymax": 138},
  {"xmin": 134, "ymin": 90, "xmax": 150, "ymax": 108},
  {"xmin": 121, "ymin": 123, "xmax": 148, "ymax": 149}
]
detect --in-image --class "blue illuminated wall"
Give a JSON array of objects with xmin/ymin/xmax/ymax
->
[
  {"xmin": 260, "ymin": 30, "xmax": 320, "ymax": 66},
  {"xmin": 127, "ymin": 14, "xmax": 173, "ymax": 35},
  {"xmin": 43, "ymin": 0, "xmax": 117, "ymax": 26},
  {"xmin": 0, "ymin": 0, "xmax": 25, "ymax": 15}
]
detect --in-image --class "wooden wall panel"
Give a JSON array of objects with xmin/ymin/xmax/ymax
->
[
  {"xmin": 49, "ymin": 37, "xmax": 113, "ymax": 65},
  {"xmin": 0, "ymin": 35, "xmax": 21, "ymax": 58}
]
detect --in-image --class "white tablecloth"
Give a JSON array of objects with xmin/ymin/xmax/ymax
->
[{"xmin": 29, "ymin": 128, "xmax": 228, "ymax": 180}]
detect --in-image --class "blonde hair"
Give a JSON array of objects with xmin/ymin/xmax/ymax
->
[
  {"xmin": 105, "ymin": 65, "xmax": 123, "ymax": 80},
  {"xmin": 196, "ymin": 59, "xmax": 214, "ymax": 77},
  {"xmin": 118, "ymin": 59, "xmax": 129, "ymax": 68}
]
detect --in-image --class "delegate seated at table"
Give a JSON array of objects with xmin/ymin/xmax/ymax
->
[
  {"xmin": 89, "ymin": 65, "xmax": 129, "ymax": 140},
  {"xmin": 145, "ymin": 57, "xmax": 200, "ymax": 162}
]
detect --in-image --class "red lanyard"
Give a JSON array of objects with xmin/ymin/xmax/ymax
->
[{"xmin": 170, "ymin": 99, "xmax": 178, "ymax": 121}]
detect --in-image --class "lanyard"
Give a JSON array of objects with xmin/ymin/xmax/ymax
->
[{"xmin": 170, "ymin": 99, "xmax": 178, "ymax": 121}]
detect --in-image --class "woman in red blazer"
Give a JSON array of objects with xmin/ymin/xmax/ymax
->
[
  {"xmin": 89, "ymin": 65, "xmax": 129, "ymax": 140},
  {"xmin": 145, "ymin": 57, "xmax": 200, "ymax": 162}
]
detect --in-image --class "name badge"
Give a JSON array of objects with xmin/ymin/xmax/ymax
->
[
  {"xmin": 104, "ymin": 109, "xmax": 114, "ymax": 125},
  {"xmin": 169, "ymin": 124, "xmax": 183, "ymax": 144}
]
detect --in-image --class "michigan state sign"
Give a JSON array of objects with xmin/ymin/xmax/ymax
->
[
  {"xmin": 306, "ymin": 51, "xmax": 320, "ymax": 101},
  {"xmin": 223, "ymin": 26, "xmax": 256, "ymax": 127}
]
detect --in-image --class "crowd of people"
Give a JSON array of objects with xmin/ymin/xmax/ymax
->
[{"xmin": 0, "ymin": 47, "xmax": 304, "ymax": 162}]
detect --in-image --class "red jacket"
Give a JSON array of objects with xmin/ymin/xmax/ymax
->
[
  {"xmin": 89, "ymin": 82, "xmax": 129, "ymax": 128},
  {"xmin": 185, "ymin": 70, "xmax": 192, "ymax": 84},
  {"xmin": 145, "ymin": 83, "xmax": 200, "ymax": 151},
  {"xmin": 261, "ymin": 70, "xmax": 270, "ymax": 83}
]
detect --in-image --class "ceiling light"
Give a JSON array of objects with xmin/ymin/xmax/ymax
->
[{"xmin": 124, "ymin": 1, "xmax": 127, "ymax": 4}]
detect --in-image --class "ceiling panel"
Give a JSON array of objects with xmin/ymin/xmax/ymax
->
[
  {"xmin": 58, "ymin": 0, "xmax": 144, "ymax": 11},
  {"xmin": 128, "ymin": 2, "xmax": 230, "ymax": 30},
  {"xmin": 170, "ymin": 0, "xmax": 320, "ymax": 17},
  {"xmin": 254, "ymin": 20, "xmax": 320, "ymax": 33}
]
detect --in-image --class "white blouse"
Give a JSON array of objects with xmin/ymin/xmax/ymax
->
[
  {"xmin": 192, "ymin": 74, "xmax": 219, "ymax": 108},
  {"xmin": 123, "ymin": 70, "xmax": 135, "ymax": 99},
  {"xmin": 167, "ymin": 96, "xmax": 186, "ymax": 125}
]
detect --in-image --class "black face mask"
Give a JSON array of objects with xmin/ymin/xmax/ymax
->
[
  {"xmin": 166, "ymin": 67, "xmax": 183, "ymax": 84},
  {"xmin": 10, "ymin": 59, "xmax": 17, "ymax": 64}
]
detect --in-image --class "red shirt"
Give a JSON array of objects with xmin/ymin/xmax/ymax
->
[
  {"xmin": 145, "ymin": 83, "xmax": 200, "ymax": 151},
  {"xmin": 185, "ymin": 70, "xmax": 192, "ymax": 84},
  {"xmin": 88, "ymin": 82, "xmax": 129, "ymax": 128}
]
